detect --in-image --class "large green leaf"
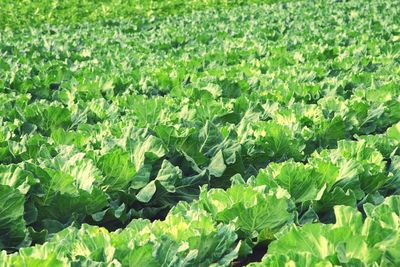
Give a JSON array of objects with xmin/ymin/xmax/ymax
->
[
  {"xmin": 198, "ymin": 185, "xmax": 293, "ymax": 240},
  {"xmin": 97, "ymin": 148, "xmax": 136, "ymax": 191},
  {"xmin": 255, "ymin": 160, "xmax": 325, "ymax": 203},
  {"xmin": 0, "ymin": 185, "xmax": 27, "ymax": 250}
]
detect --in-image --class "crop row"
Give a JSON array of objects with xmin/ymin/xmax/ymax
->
[{"xmin": 2, "ymin": 159, "xmax": 400, "ymax": 265}]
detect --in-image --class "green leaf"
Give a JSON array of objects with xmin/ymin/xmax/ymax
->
[
  {"xmin": 0, "ymin": 185, "xmax": 27, "ymax": 250},
  {"xmin": 123, "ymin": 244, "xmax": 160, "ymax": 267},
  {"xmin": 198, "ymin": 185, "xmax": 293, "ymax": 240},
  {"xmin": 0, "ymin": 163, "xmax": 36, "ymax": 194},
  {"xmin": 208, "ymin": 150, "xmax": 226, "ymax": 177},
  {"xmin": 256, "ymin": 160, "xmax": 324, "ymax": 203},
  {"xmin": 98, "ymin": 148, "xmax": 136, "ymax": 191},
  {"xmin": 155, "ymin": 160, "xmax": 182, "ymax": 192},
  {"xmin": 136, "ymin": 181, "xmax": 157, "ymax": 203},
  {"xmin": 131, "ymin": 135, "xmax": 166, "ymax": 170}
]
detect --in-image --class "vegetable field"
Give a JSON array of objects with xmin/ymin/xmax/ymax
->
[{"xmin": 1, "ymin": 0, "xmax": 400, "ymax": 265}]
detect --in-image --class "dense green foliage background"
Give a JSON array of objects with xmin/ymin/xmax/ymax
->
[
  {"xmin": 0, "ymin": 0, "xmax": 289, "ymax": 30},
  {"xmin": 0, "ymin": 0, "xmax": 400, "ymax": 265}
]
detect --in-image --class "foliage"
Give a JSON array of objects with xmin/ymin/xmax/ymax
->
[{"xmin": 0, "ymin": 0, "xmax": 399, "ymax": 265}]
